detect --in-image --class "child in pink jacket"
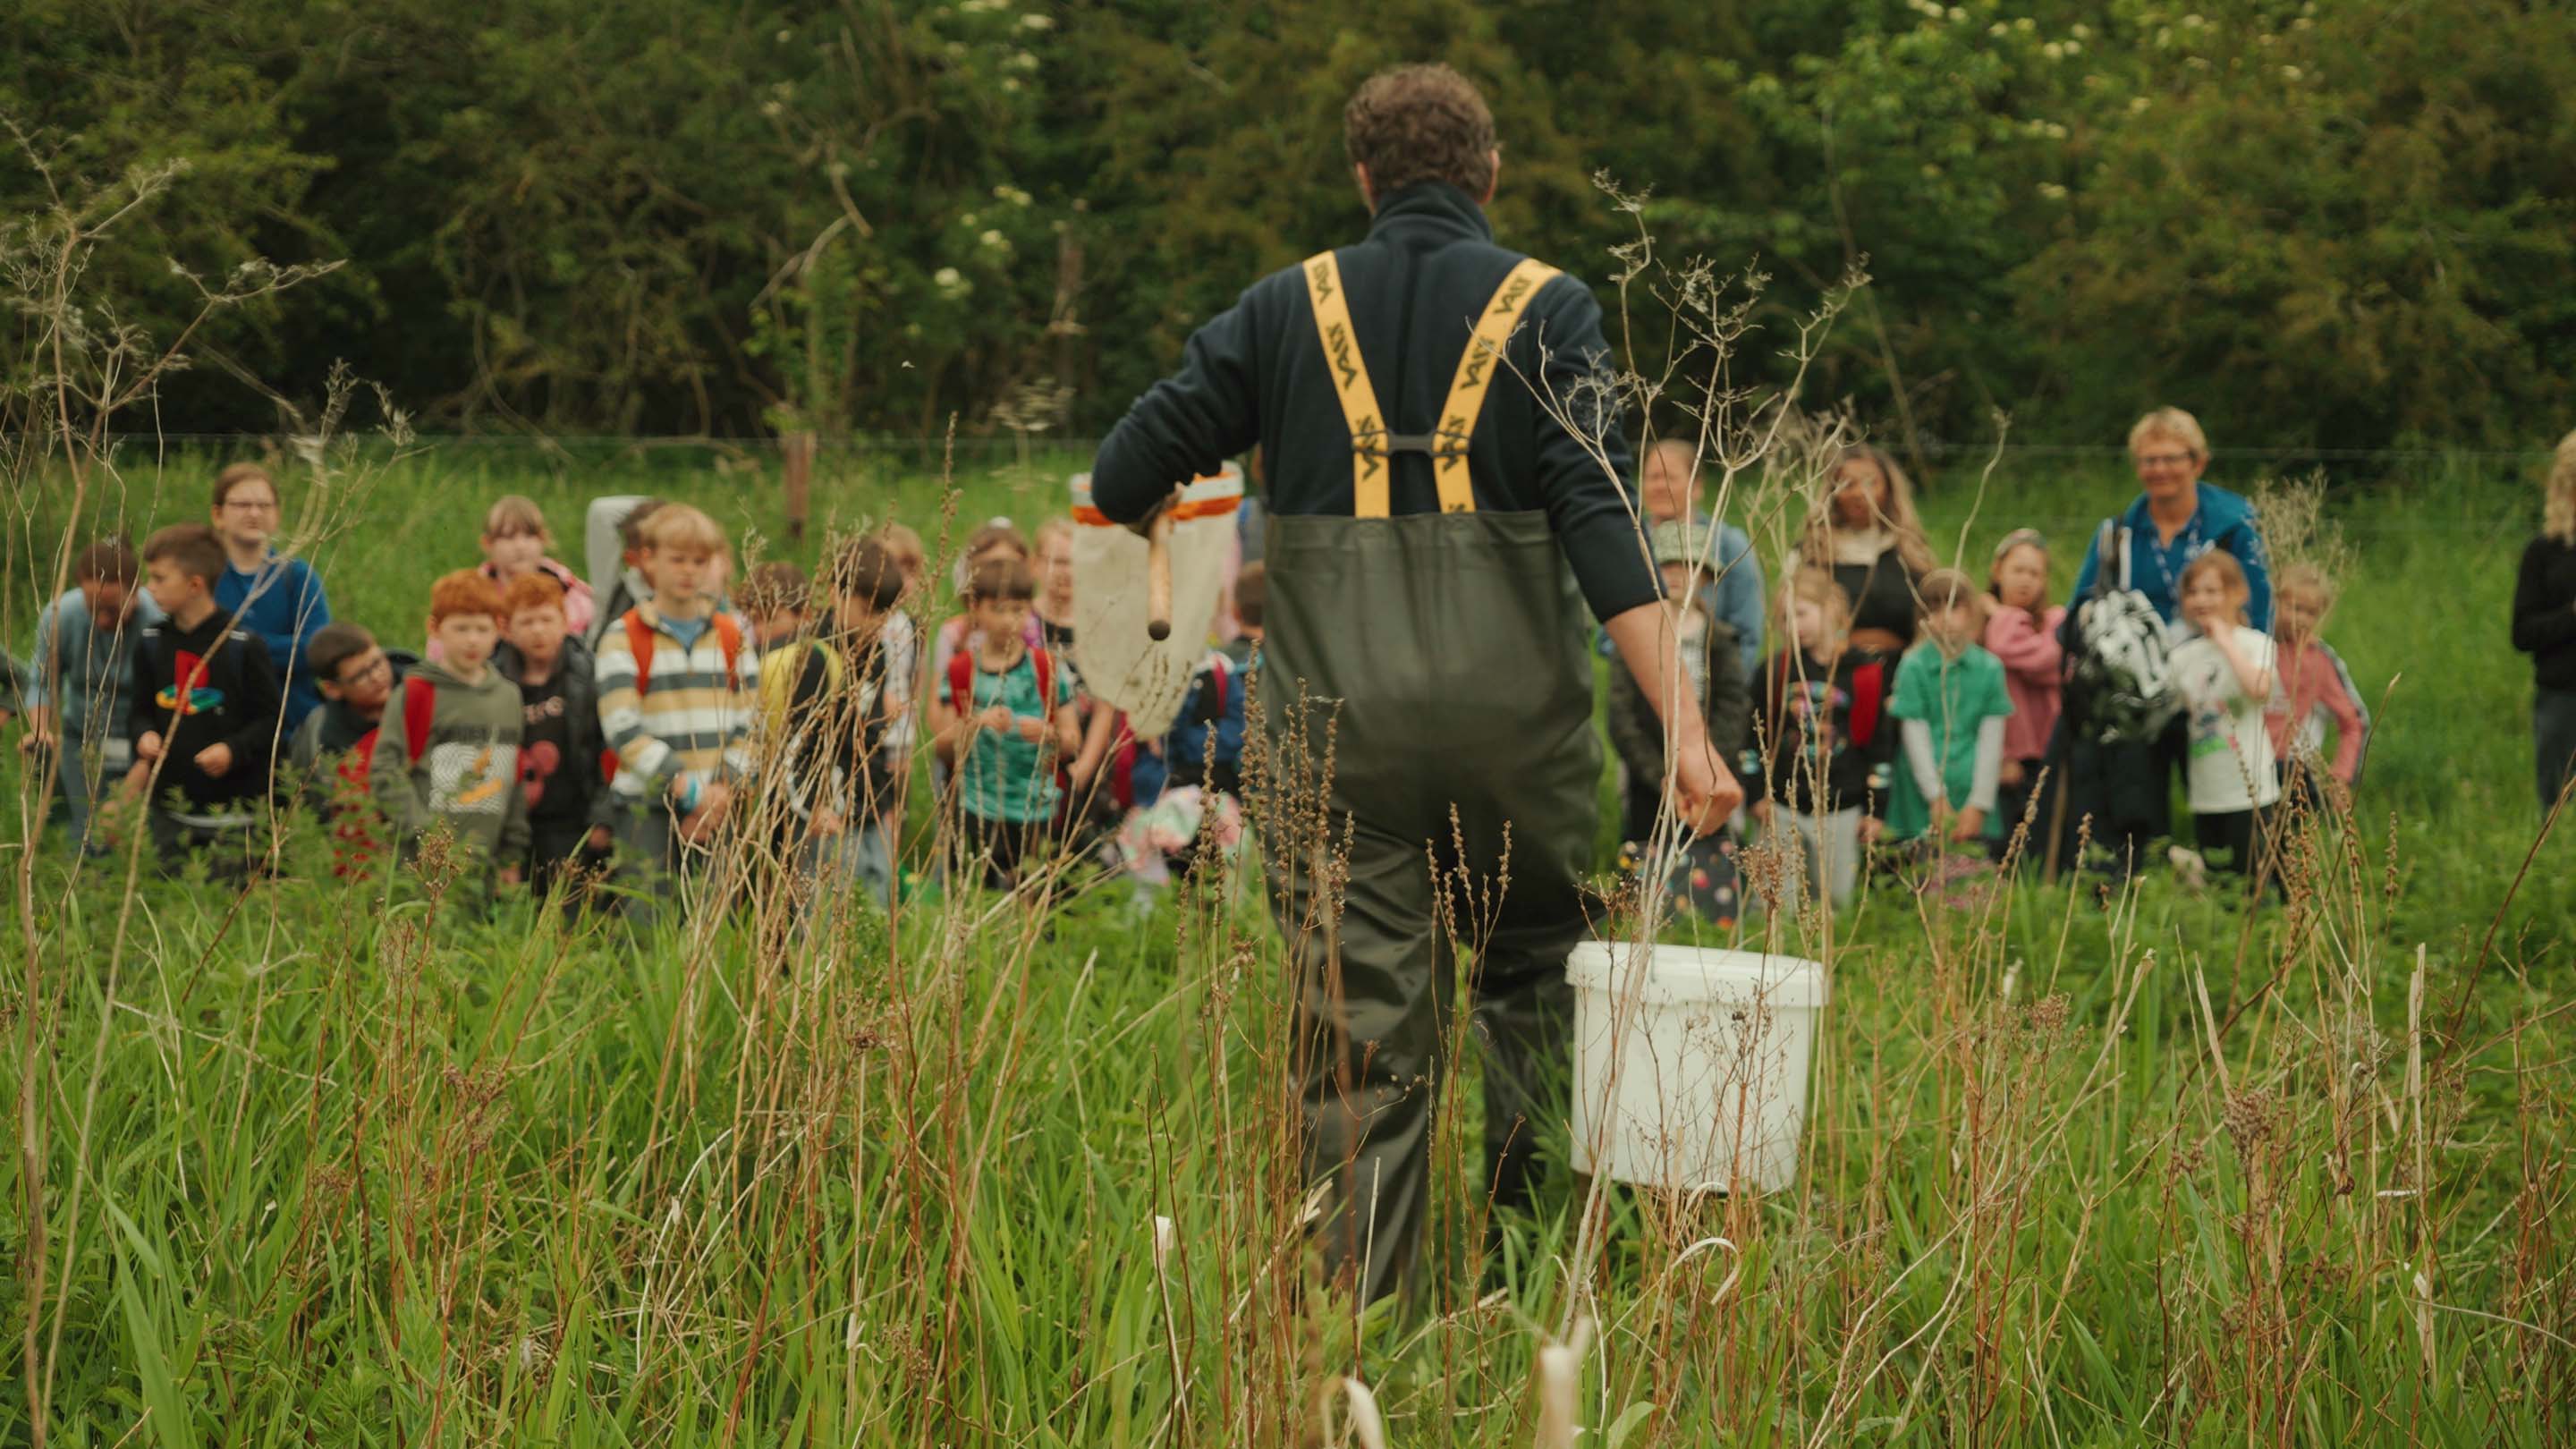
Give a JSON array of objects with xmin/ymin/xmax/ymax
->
[
  {"xmin": 429, "ymin": 496, "xmax": 597, "ymax": 663},
  {"xmin": 2265, "ymin": 564, "xmax": 2369, "ymax": 809},
  {"xmin": 1983, "ymin": 530, "xmax": 2067, "ymax": 850}
]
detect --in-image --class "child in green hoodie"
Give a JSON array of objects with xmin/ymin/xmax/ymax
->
[
  {"xmin": 1887, "ymin": 568, "xmax": 2014, "ymax": 852},
  {"xmin": 369, "ymin": 569, "xmax": 530, "ymax": 889}
]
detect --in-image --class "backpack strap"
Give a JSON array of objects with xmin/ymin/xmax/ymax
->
[
  {"xmin": 1301, "ymin": 250, "xmax": 1394, "ymax": 519},
  {"xmin": 402, "ymin": 674, "xmax": 437, "ymax": 767},
  {"xmin": 623, "ymin": 608, "xmax": 657, "ymax": 696},
  {"xmin": 713, "ymin": 612, "xmax": 743, "ymax": 691},
  {"xmin": 2094, "ymin": 519, "xmax": 2126, "ymax": 598},
  {"xmin": 1427, "ymin": 258, "xmax": 1560, "ymax": 514},
  {"xmin": 1181, "ymin": 656, "xmax": 1228, "ymax": 729},
  {"xmin": 1847, "ymin": 657, "xmax": 1885, "ymax": 748},
  {"xmin": 136, "ymin": 627, "xmax": 163, "ymax": 717},
  {"xmin": 1110, "ymin": 715, "xmax": 1137, "ymax": 810}
]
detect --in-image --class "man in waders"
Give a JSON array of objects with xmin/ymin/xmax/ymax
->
[{"xmin": 1090, "ymin": 64, "xmax": 1741, "ymax": 1306}]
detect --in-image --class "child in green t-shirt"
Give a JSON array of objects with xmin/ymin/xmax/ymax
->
[
  {"xmin": 1887, "ymin": 568, "xmax": 2015, "ymax": 848},
  {"xmin": 928, "ymin": 557, "xmax": 1079, "ymax": 890}
]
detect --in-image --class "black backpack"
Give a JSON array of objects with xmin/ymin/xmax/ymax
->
[{"xmin": 2064, "ymin": 520, "xmax": 2179, "ymax": 744}]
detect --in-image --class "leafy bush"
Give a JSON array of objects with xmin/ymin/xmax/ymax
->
[{"xmin": 6, "ymin": 0, "xmax": 2572, "ymax": 453}]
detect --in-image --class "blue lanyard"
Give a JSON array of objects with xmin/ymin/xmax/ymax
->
[{"xmin": 2145, "ymin": 511, "xmax": 2203, "ymax": 606}]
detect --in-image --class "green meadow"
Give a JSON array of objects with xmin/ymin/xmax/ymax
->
[{"xmin": 4, "ymin": 443, "xmax": 2570, "ymax": 1445}]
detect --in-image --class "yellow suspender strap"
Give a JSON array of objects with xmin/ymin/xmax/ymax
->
[
  {"xmin": 1429, "ymin": 258, "xmax": 1560, "ymax": 514},
  {"xmin": 1300, "ymin": 250, "xmax": 1393, "ymax": 518}
]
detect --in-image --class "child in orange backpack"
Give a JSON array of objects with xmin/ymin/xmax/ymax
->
[{"xmin": 593, "ymin": 504, "xmax": 762, "ymax": 919}]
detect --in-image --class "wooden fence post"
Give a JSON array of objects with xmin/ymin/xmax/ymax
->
[{"xmin": 783, "ymin": 429, "xmax": 816, "ymax": 543}]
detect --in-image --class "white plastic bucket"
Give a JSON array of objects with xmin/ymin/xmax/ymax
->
[{"xmin": 1565, "ymin": 943, "xmax": 1828, "ymax": 1196}]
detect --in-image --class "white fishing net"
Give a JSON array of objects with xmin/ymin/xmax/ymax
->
[{"xmin": 1069, "ymin": 465, "xmax": 1243, "ymax": 737}]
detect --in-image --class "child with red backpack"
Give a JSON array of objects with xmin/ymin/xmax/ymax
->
[
  {"xmin": 593, "ymin": 504, "xmax": 762, "ymax": 921},
  {"xmin": 928, "ymin": 558, "xmax": 1077, "ymax": 891},
  {"xmin": 288, "ymin": 621, "xmax": 416, "ymax": 876},
  {"xmin": 368, "ymin": 571, "xmax": 529, "ymax": 894}
]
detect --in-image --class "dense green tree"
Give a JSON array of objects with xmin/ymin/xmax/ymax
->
[
  {"xmin": 5, "ymin": 0, "xmax": 2571, "ymax": 457},
  {"xmin": 2021, "ymin": 0, "xmax": 2576, "ymax": 452}
]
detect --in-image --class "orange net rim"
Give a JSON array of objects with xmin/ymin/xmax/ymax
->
[{"xmin": 1072, "ymin": 495, "xmax": 1241, "ymax": 528}]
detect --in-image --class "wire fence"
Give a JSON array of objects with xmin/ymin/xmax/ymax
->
[
  {"xmin": 9, "ymin": 434, "xmax": 2550, "ymax": 542},
  {"xmin": 38, "ymin": 432, "xmax": 2565, "ymax": 464}
]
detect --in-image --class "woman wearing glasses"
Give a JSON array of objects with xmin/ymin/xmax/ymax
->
[
  {"xmin": 2051, "ymin": 408, "xmax": 2274, "ymax": 879},
  {"xmin": 210, "ymin": 462, "xmax": 335, "ymax": 732}
]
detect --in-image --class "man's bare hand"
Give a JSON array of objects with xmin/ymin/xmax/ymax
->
[
  {"xmin": 1604, "ymin": 599, "xmax": 1744, "ymax": 836},
  {"xmin": 1667, "ymin": 736, "xmax": 1745, "ymax": 836}
]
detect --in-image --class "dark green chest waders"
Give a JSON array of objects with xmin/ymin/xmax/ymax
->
[{"xmin": 1258, "ymin": 251, "xmax": 1601, "ymax": 1307}]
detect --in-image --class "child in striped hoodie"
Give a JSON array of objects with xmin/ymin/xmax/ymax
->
[{"xmin": 593, "ymin": 504, "xmax": 762, "ymax": 919}]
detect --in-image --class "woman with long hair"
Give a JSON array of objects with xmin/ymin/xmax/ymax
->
[{"xmin": 1786, "ymin": 445, "xmax": 1936, "ymax": 656}]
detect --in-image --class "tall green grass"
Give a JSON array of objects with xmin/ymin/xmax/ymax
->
[{"xmin": 4, "ymin": 444, "xmax": 2570, "ymax": 1445}]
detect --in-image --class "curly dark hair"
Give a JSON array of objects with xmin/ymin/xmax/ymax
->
[{"xmin": 1343, "ymin": 64, "xmax": 1496, "ymax": 200}]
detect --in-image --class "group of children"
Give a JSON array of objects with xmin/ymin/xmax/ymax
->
[
  {"xmin": 1609, "ymin": 523, "xmax": 2370, "ymax": 917},
  {"xmin": 14, "ymin": 456, "xmax": 2372, "ymax": 919},
  {"xmin": 13, "ymin": 466, "xmax": 1265, "ymax": 918}
]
